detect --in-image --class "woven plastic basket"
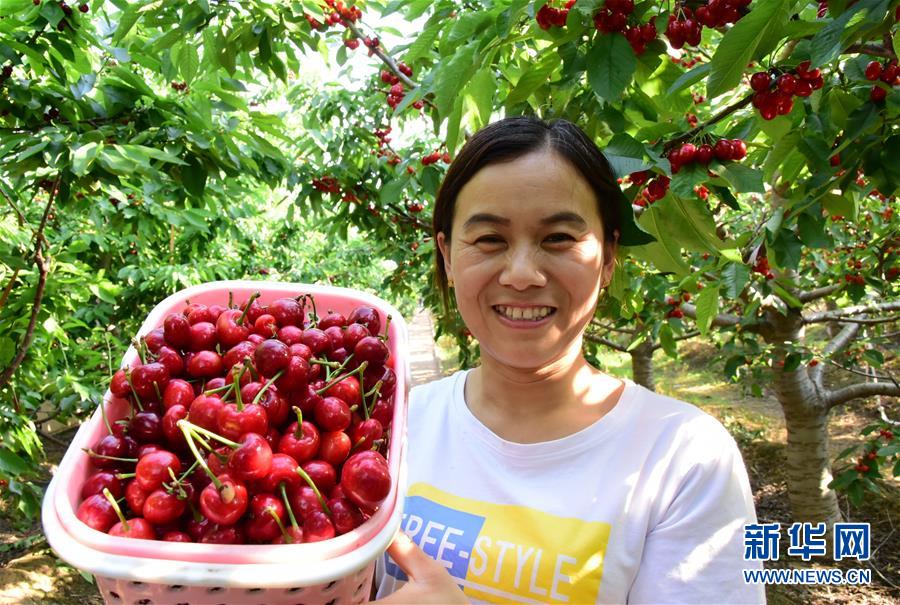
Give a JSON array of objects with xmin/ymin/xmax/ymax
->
[{"xmin": 42, "ymin": 281, "xmax": 409, "ymax": 605}]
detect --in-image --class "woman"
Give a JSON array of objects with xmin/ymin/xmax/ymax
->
[{"xmin": 374, "ymin": 117, "xmax": 764, "ymax": 604}]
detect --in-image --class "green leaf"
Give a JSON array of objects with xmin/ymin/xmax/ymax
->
[
  {"xmin": 466, "ymin": 67, "xmax": 495, "ymax": 128},
  {"xmin": 821, "ymin": 192, "xmax": 857, "ymax": 220},
  {"xmin": 506, "ymin": 56, "xmax": 556, "ymax": 107},
  {"xmin": 70, "ymin": 73, "xmax": 96, "ymax": 100},
  {"xmin": 180, "ymin": 42, "xmax": 200, "ymax": 83},
  {"xmin": 810, "ymin": 0, "xmax": 888, "ymax": 66},
  {"xmin": 667, "ymin": 63, "xmax": 711, "ymax": 96},
  {"xmin": 0, "ymin": 448, "xmax": 30, "ymax": 476},
  {"xmin": 71, "ymin": 142, "xmax": 101, "ymax": 176},
  {"xmin": 633, "ymin": 205, "xmax": 690, "ymax": 276},
  {"xmin": 653, "ymin": 195, "xmax": 723, "ymax": 253},
  {"xmin": 763, "ymin": 132, "xmax": 801, "ymax": 182},
  {"xmin": 603, "ymin": 133, "xmax": 648, "ymax": 177},
  {"xmin": 0, "ymin": 336, "xmax": 14, "ymax": 367},
  {"xmin": 113, "ymin": 6, "xmax": 141, "ymax": 44},
  {"xmin": 380, "ymin": 178, "xmax": 406, "ymax": 205},
  {"xmin": 784, "ymin": 352, "xmax": 802, "ymax": 372},
  {"xmin": 797, "ymin": 212, "xmax": 832, "ymax": 248},
  {"xmin": 405, "ymin": 22, "xmax": 441, "ymax": 63},
  {"xmin": 721, "ymin": 163, "xmax": 765, "ymax": 193},
  {"xmin": 770, "ymin": 228, "xmax": 803, "ymax": 270},
  {"xmin": 721, "ymin": 263, "xmax": 750, "ymax": 298},
  {"xmin": 706, "ymin": 0, "xmax": 789, "ymax": 98},
  {"xmin": 587, "ymin": 33, "xmax": 636, "ymax": 102},
  {"xmin": 771, "ymin": 283, "xmax": 803, "ymax": 309},
  {"xmin": 694, "ymin": 284, "xmax": 720, "ymax": 336},
  {"xmin": 432, "ymin": 42, "xmax": 478, "ymax": 120},
  {"xmin": 182, "ymin": 155, "xmax": 207, "ymax": 197}
]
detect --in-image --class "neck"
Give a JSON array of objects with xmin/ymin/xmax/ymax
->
[{"xmin": 465, "ymin": 341, "xmax": 623, "ymax": 442}]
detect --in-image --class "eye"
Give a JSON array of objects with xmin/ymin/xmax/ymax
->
[
  {"xmin": 474, "ymin": 235, "xmax": 504, "ymax": 245},
  {"xmin": 544, "ymin": 233, "xmax": 576, "ymax": 244}
]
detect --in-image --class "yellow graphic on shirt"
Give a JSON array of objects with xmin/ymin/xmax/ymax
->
[{"xmin": 384, "ymin": 483, "xmax": 611, "ymax": 604}]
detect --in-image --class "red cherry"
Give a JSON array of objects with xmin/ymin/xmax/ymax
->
[
  {"xmin": 199, "ymin": 475, "xmax": 249, "ymax": 526},
  {"xmin": 135, "ymin": 450, "xmax": 181, "ymax": 492},
  {"xmin": 75, "ymin": 494, "xmax": 119, "ymax": 532},
  {"xmin": 300, "ymin": 459, "xmax": 337, "ymax": 493},
  {"xmin": 776, "ymin": 74, "xmax": 797, "ymax": 95},
  {"xmin": 142, "ymin": 489, "xmax": 187, "ymax": 525},
  {"xmin": 870, "ymin": 86, "xmax": 887, "ymax": 102},
  {"xmin": 279, "ymin": 418, "xmax": 321, "ymax": 463},
  {"xmin": 314, "ymin": 396, "xmax": 351, "ymax": 432},
  {"xmin": 245, "ymin": 493, "xmax": 285, "ymax": 542},
  {"xmin": 303, "ymin": 510, "xmax": 336, "ymax": 542},
  {"xmin": 329, "ymin": 497, "xmax": 364, "ymax": 535},
  {"xmin": 163, "ymin": 313, "xmax": 192, "ymax": 349},
  {"xmin": 750, "ymin": 72, "xmax": 771, "ymax": 92},
  {"xmin": 348, "ymin": 306, "xmax": 382, "ymax": 336},
  {"xmin": 319, "ymin": 431, "xmax": 352, "ymax": 466},
  {"xmin": 109, "ymin": 517, "xmax": 155, "ymax": 540},
  {"xmin": 255, "ymin": 339, "xmax": 290, "ymax": 376},
  {"xmin": 713, "ymin": 139, "xmax": 733, "ymax": 161},
  {"xmin": 228, "ymin": 433, "xmax": 274, "ymax": 482},
  {"xmin": 341, "ymin": 450, "xmax": 391, "ymax": 513},
  {"xmin": 695, "ymin": 144, "xmax": 714, "ymax": 165},
  {"xmin": 81, "ymin": 471, "xmax": 123, "ymax": 500}
]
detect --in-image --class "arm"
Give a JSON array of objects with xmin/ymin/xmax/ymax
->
[{"xmin": 628, "ymin": 421, "xmax": 765, "ymax": 604}]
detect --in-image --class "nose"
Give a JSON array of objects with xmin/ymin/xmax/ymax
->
[{"xmin": 498, "ymin": 244, "xmax": 547, "ymax": 290}]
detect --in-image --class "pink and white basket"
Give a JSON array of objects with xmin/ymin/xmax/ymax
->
[{"xmin": 41, "ymin": 281, "xmax": 409, "ymax": 605}]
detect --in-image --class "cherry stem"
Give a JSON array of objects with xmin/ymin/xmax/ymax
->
[
  {"xmin": 251, "ymin": 369, "xmax": 285, "ymax": 407},
  {"xmin": 237, "ymin": 291, "xmax": 260, "ymax": 326},
  {"xmin": 125, "ymin": 370, "xmax": 143, "ymax": 412},
  {"xmin": 350, "ymin": 436, "xmax": 368, "ymax": 454},
  {"xmin": 279, "ymin": 482, "xmax": 300, "ymax": 531},
  {"xmin": 316, "ymin": 360, "xmax": 366, "ymax": 396},
  {"xmin": 292, "ymin": 406, "xmax": 304, "ymax": 438},
  {"xmin": 363, "ymin": 379, "xmax": 382, "ymax": 420},
  {"xmin": 165, "ymin": 466, "xmax": 189, "ymax": 499},
  {"xmin": 268, "ymin": 507, "xmax": 293, "ymax": 543},
  {"xmin": 234, "ymin": 358, "xmax": 252, "ymax": 410},
  {"xmin": 295, "ymin": 467, "xmax": 331, "ymax": 516},
  {"xmin": 82, "ymin": 449, "xmax": 137, "ymax": 463},
  {"xmin": 102, "ymin": 487, "xmax": 129, "ymax": 531},
  {"xmin": 177, "ymin": 420, "xmax": 224, "ymax": 491},
  {"xmin": 177, "ymin": 419, "xmax": 240, "ymax": 449},
  {"xmin": 132, "ymin": 338, "xmax": 146, "ymax": 365},
  {"xmin": 308, "ymin": 294, "xmax": 318, "ymax": 325},
  {"xmin": 115, "ymin": 472, "xmax": 136, "ymax": 479},
  {"xmin": 203, "ymin": 382, "xmax": 233, "ymax": 396},
  {"xmin": 383, "ymin": 314, "xmax": 392, "ymax": 340},
  {"xmin": 97, "ymin": 398, "xmax": 112, "ymax": 435},
  {"xmin": 153, "ymin": 381, "xmax": 162, "ymax": 402},
  {"xmin": 228, "ymin": 290, "xmax": 233, "ymax": 310}
]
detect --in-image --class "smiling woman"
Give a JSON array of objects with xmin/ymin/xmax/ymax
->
[{"xmin": 372, "ymin": 117, "xmax": 765, "ymax": 605}]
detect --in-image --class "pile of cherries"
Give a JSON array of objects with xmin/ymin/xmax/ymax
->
[
  {"xmin": 750, "ymin": 61, "xmax": 825, "ymax": 120},
  {"xmin": 864, "ymin": 59, "xmax": 899, "ymax": 102},
  {"xmin": 667, "ymin": 138, "xmax": 747, "ymax": 173},
  {"xmin": 75, "ymin": 293, "xmax": 397, "ymax": 546}
]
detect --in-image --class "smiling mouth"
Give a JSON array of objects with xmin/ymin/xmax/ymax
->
[{"xmin": 492, "ymin": 305, "xmax": 557, "ymax": 321}]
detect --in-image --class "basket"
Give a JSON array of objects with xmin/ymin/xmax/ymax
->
[{"xmin": 41, "ymin": 281, "xmax": 410, "ymax": 605}]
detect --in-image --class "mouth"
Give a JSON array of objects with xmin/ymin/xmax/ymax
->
[{"xmin": 492, "ymin": 305, "xmax": 557, "ymax": 322}]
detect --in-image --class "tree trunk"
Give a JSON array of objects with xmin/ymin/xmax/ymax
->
[
  {"xmin": 766, "ymin": 310, "xmax": 843, "ymax": 527},
  {"xmin": 630, "ymin": 342, "xmax": 655, "ymax": 391}
]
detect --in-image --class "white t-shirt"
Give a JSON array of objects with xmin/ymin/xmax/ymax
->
[{"xmin": 375, "ymin": 369, "xmax": 765, "ymax": 604}]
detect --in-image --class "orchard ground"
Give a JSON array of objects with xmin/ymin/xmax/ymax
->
[{"xmin": 1, "ymin": 310, "xmax": 898, "ymax": 604}]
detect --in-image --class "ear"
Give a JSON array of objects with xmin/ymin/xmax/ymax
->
[
  {"xmin": 600, "ymin": 230, "xmax": 619, "ymax": 289},
  {"xmin": 436, "ymin": 231, "xmax": 453, "ymax": 282}
]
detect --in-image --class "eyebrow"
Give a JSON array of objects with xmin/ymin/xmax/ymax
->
[{"xmin": 462, "ymin": 211, "xmax": 588, "ymax": 230}]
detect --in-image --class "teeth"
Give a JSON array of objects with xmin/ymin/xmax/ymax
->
[{"xmin": 495, "ymin": 305, "xmax": 554, "ymax": 321}]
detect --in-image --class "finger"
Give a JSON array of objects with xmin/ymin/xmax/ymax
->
[{"xmin": 386, "ymin": 531, "xmax": 435, "ymax": 580}]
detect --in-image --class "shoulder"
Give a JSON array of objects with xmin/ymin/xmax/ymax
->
[
  {"xmin": 407, "ymin": 369, "xmax": 468, "ymax": 416},
  {"xmin": 623, "ymin": 383, "xmax": 740, "ymax": 459}
]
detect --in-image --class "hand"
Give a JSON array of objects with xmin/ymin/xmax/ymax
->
[{"xmin": 374, "ymin": 531, "xmax": 469, "ymax": 604}]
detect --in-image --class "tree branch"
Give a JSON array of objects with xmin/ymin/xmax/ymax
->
[
  {"xmin": 0, "ymin": 174, "xmax": 59, "ymax": 391},
  {"xmin": 584, "ymin": 332, "xmax": 629, "ymax": 352},
  {"xmin": 664, "ymin": 94, "xmax": 754, "ymax": 152},
  {"xmin": 824, "ymin": 359, "xmax": 899, "ymax": 385},
  {"xmin": 844, "ymin": 43, "xmax": 897, "ymax": 59},
  {"xmin": 797, "ymin": 283, "xmax": 842, "ymax": 303},
  {"xmin": 803, "ymin": 300, "xmax": 900, "ymax": 323},
  {"xmin": 811, "ymin": 321, "xmax": 860, "ymax": 390},
  {"xmin": 827, "ymin": 381, "xmax": 900, "ymax": 410},
  {"xmin": 345, "ymin": 21, "xmax": 416, "ymax": 88},
  {"xmin": 589, "ymin": 319, "xmax": 635, "ymax": 335}
]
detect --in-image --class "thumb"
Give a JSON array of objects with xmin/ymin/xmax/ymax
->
[{"xmin": 386, "ymin": 531, "xmax": 437, "ymax": 581}]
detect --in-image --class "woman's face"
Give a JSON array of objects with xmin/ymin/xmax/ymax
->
[{"xmin": 437, "ymin": 149, "xmax": 616, "ymax": 371}]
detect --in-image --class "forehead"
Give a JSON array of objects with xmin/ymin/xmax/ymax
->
[{"xmin": 453, "ymin": 150, "xmax": 603, "ymax": 230}]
